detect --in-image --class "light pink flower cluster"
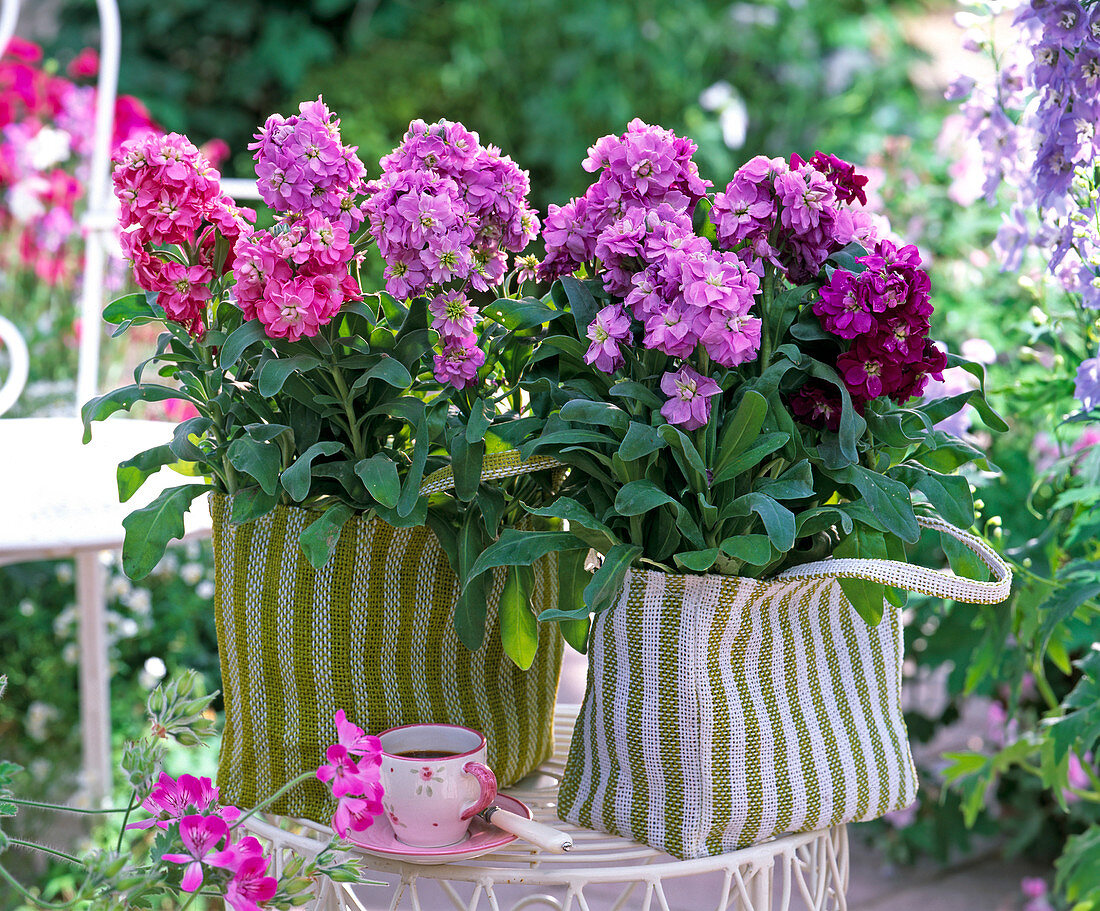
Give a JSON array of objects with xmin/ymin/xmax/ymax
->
[
  {"xmin": 364, "ymin": 118, "xmax": 540, "ymax": 300},
  {"xmin": 250, "ymin": 97, "xmax": 367, "ymax": 230},
  {"xmin": 316, "ymin": 709, "xmax": 384, "ymax": 839},
  {"xmin": 539, "ymin": 118, "xmax": 711, "ymax": 282},
  {"xmin": 429, "ymin": 290, "xmax": 486, "ymax": 389},
  {"xmin": 710, "ymin": 151, "xmax": 875, "ymax": 284},
  {"xmin": 233, "ymin": 210, "xmax": 361, "ymax": 342},
  {"xmin": 232, "ymin": 97, "xmax": 367, "ymax": 341},
  {"xmin": 112, "ymin": 132, "xmax": 255, "ymax": 335},
  {"xmin": 127, "ymin": 771, "xmax": 277, "ymax": 910}
]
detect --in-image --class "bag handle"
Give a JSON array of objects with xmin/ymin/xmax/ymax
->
[
  {"xmin": 774, "ymin": 515, "xmax": 1012, "ymax": 604},
  {"xmin": 419, "ymin": 450, "xmax": 567, "ymax": 497}
]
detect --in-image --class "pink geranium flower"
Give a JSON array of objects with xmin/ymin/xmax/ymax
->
[
  {"xmin": 660, "ymin": 366, "xmax": 721, "ymax": 431},
  {"xmin": 128, "ymin": 772, "xmax": 219, "ymax": 830},
  {"xmin": 316, "ymin": 744, "xmax": 377, "ymax": 799},
  {"xmin": 224, "ymin": 855, "xmax": 279, "ymax": 911},
  {"xmin": 331, "ymin": 780, "xmax": 385, "ymax": 839},
  {"xmin": 161, "ymin": 814, "xmax": 229, "ymax": 892},
  {"xmin": 333, "ymin": 709, "xmax": 382, "ymax": 763}
]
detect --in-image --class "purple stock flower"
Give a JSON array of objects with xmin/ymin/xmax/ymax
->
[
  {"xmin": 433, "ymin": 334, "xmax": 486, "ymax": 389},
  {"xmin": 1075, "ymin": 357, "xmax": 1100, "ymax": 410},
  {"xmin": 584, "ymin": 304, "xmax": 632, "ymax": 373},
  {"xmin": 429, "ymin": 290, "xmax": 479, "ymax": 340},
  {"xmin": 660, "ymin": 366, "xmax": 721, "ymax": 431}
]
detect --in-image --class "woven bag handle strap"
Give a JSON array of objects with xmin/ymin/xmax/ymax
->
[
  {"xmin": 419, "ymin": 451, "xmax": 567, "ymax": 497},
  {"xmin": 774, "ymin": 515, "xmax": 1012, "ymax": 604}
]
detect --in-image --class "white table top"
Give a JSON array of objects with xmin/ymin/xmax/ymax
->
[{"xmin": 0, "ymin": 416, "xmax": 212, "ymax": 562}]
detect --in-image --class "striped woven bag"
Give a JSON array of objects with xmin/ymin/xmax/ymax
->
[
  {"xmin": 557, "ymin": 516, "xmax": 1012, "ymax": 859},
  {"xmin": 211, "ymin": 451, "xmax": 564, "ymax": 823}
]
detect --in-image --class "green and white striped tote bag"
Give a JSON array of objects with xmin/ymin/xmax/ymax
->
[
  {"xmin": 557, "ymin": 516, "xmax": 1012, "ymax": 860},
  {"xmin": 211, "ymin": 452, "xmax": 565, "ymax": 823}
]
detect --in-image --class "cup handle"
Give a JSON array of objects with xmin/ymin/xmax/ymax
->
[{"xmin": 460, "ymin": 761, "xmax": 497, "ymax": 820}]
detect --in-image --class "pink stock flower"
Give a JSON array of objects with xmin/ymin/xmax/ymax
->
[
  {"xmin": 433, "ymin": 334, "xmax": 486, "ymax": 389},
  {"xmin": 160, "ymin": 813, "xmax": 229, "ymax": 892},
  {"xmin": 429, "ymin": 290, "xmax": 479, "ymax": 340},
  {"xmin": 128, "ymin": 772, "xmax": 219, "ymax": 830},
  {"xmin": 660, "ymin": 366, "xmax": 721, "ymax": 431},
  {"xmin": 583, "ymin": 304, "xmax": 632, "ymax": 373},
  {"xmin": 700, "ymin": 308, "xmax": 762, "ymax": 368}
]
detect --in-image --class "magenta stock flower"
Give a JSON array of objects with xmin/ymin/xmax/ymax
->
[
  {"xmin": 584, "ymin": 304, "xmax": 632, "ymax": 373},
  {"xmin": 161, "ymin": 813, "xmax": 229, "ymax": 892},
  {"xmin": 660, "ymin": 366, "xmax": 721, "ymax": 431}
]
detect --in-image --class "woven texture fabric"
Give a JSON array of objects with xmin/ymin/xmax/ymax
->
[
  {"xmin": 557, "ymin": 521, "xmax": 1012, "ymax": 860},
  {"xmin": 210, "ymin": 493, "xmax": 564, "ymax": 823}
]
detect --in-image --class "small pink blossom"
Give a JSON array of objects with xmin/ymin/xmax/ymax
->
[
  {"xmin": 224, "ymin": 855, "xmax": 278, "ymax": 911},
  {"xmin": 583, "ymin": 303, "xmax": 632, "ymax": 373},
  {"xmin": 660, "ymin": 366, "xmax": 721, "ymax": 431},
  {"xmin": 433, "ymin": 334, "xmax": 486, "ymax": 389},
  {"xmin": 429, "ymin": 290, "xmax": 479, "ymax": 340},
  {"xmin": 160, "ymin": 814, "xmax": 228, "ymax": 892},
  {"xmin": 128, "ymin": 772, "xmax": 219, "ymax": 830},
  {"xmin": 316, "ymin": 744, "xmax": 377, "ymax": 799},
  {"xmin": 333, "ymin": 709, "xmax": 382, "ymax": 762},
  {"xmin": 331, "ymin": 784, "xmax": 385, "ymax": 839}
]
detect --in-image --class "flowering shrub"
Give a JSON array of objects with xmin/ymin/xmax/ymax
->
[
  {"xmin": 0, "ymin": 37, "xmax": 158, "ymax": 290},
  {"xmin": 0, "ymin": 672, "xmax": 376, "ymax": 909},
  {"xmin": 923, "ymin": 3, "xmax": 1100, "ymax": 907},
  {"xmin": 85, "ymin": 99, "xmax": 566, "ymax": 662},
  {"xmin": 463, "ymin": 120, "xmax": 1003, "ymax": 628}
]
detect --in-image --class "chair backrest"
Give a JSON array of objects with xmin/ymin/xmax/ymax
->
[
  {"xmin": 1, "ymin": 0, "xmax": 120, "ymax": 417},
  {"xmin": 0, "ymin": 313, "xmax": 29, "ymax": 416}
]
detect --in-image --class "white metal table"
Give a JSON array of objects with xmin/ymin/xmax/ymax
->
[{"xmin": 246, "ymin": 706, "xmax": 849, "ymax": 911}]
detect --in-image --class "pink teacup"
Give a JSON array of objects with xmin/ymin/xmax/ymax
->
[{"xmin": 378, "ymin": 723, "xmax": 498, "ymax": 848}]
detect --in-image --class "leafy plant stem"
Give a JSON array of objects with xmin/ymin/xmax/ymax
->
[
  {"xmin": 9, "ymin": 797, "xmax": 129, "ymax": 815},
  {"xmin": 116, "ymin": 793, "xmax": 137, "ymax": 852},
  {"xmin": 330, "ymin": 362, "xmax": 366, "ymax": 463}
]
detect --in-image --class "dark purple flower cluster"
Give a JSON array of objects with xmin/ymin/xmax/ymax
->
[
  {"xmin": 363, "ymin": 119, "xmax": 540, "ymax": 301},
  {"xmin": 709, "ymin": 153, "xmax": 876, "ymax": 284},
  {"xmin": 250, "ymin": 97, "xmax": 368, "ymax": 231},
  {"xmin": 538, "ymin": 118, "xmax": 711, "ymax": 282},
  {"xmin": 797, "ymin": 239, "xmax": 945, "ymax": 426}
]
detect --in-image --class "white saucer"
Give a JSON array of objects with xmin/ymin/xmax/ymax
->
[{"xmin": 348, "ymin": 794, "xmax": 533, "ymax": 865}]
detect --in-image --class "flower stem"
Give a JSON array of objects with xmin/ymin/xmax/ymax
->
[
  {"xmin": 10, "ymin": 838, "xmax": 83, "ymax": 866},
  {"xmin": 9, "ymin": 797, "xmax": 129, "ymax": 815},
  {"xmin": 0, "ymin": 863, "xmax": 75, "ymax": 910},
  {"xmin": 229, "ymin": 770, "xmax": 317, "ymax": 834},
  {"xmin": 330, "ymin": 360, "xmax": 366, "ymax": 463},
  {"xmin": 116, "ymin": 793, "xmax": 138, "ymax": 853}
]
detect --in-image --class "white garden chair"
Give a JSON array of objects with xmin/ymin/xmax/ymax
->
[{"xmin": 0, "ymin": 0, "xmax": 258, "ymax": 803}]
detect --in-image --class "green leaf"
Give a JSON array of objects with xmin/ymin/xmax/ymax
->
[
  {"xmin": 555, "ymin": 549, "xmax": 591, "ymax": 650},
  {"xmin": 219, "ymin": 320, "xmax": 268, "ymax": 369},
  {"xmin": 674, "ymin": 548, "xmax": 720, "ymax": 572},
  {"xmin": 559, "ymin": 616, "xmax": 591, "ymax": 653},
  {"xmin": 229, "ymin": 486, "xmax": 280, "ymax": 523},
  {"xmin": 521, "ymin": 429, "xmax": 617, "ymax": 459},
  {"xmin": 618, "ymin": 422, "xmax": 666, "ymax": 461},
  {"xmin": 756, "ymin": 460, "xmax": 815, "ymax": 501},
  {"xmin": 465, "ymin": 398, "xmax": 493, "ymax": 444},
  {"xmin": 559, "ymin": 399, "xmax": 630, "ymax": 432},
  {"xmin": 397, "ymin": 416, "xmax": 429, "ymax": 517},
  {"xmin": 796, "ymin": 506, "xmax": 853, "ymax": 538},
  {"xmin": 103, "ymin": 291, "xmax": 159, "ymax": 325},
  {"xmin": 719, "ymin": 535, "xmax": 773, "ymax": 564},
  {"xmin": 1037, "ymin": 582, "xmax": 1100, "ymax": 659},
  {"xmin": 500, "ymin": 566, "xmax": 538, "ymax": 669},
  {"xmin": 81, "ymin": 385, "xmax": 193, "ymax": 442},
  {"xmin": 526, "ymin": 497, "xmax": 617, "ymax": 544},
  {"xmin": 454, "ymin": 513, "xmax": 489, "ymax": 650},
  {"xmin": 711, "ymin": 433, "xmax": 790, "ymax": 486},
  {"xmin": 838, "ymin": 576, "xmax": 886, "ymax": 627},
  {"xmin": 483, "ymin": 296, "xmax": 564, "ymax": 331},
  {"xmin": 281, "ymin": 441, "xmax": 345, "ymax": 501},
  {"xmin": 945, "ymin": 353, "xmax": 1010, "ymax": 433},
  {"xmin": 614, "ymin": 480, "xmax": 677, "ymax": 515},
  {"xmin": 227, "ymin": 436, "xmax": 282, "ymax": 496},
  {"xmin": 169, "ymin": 416, "xmax": 213, "ymax": 463},
  {"xmin": 451, "ymin": 434, "xmax": 485, "ymax": 503},
  {"xmin": 891, "ymin": 465, "xmax": 975, "ymax": 530},
  {"xmin": 351, "ymin": 354, "xmax": 414, "ymax": 390},
  {"xmin": 355, "ymin": 455, "xmax": 401, "ymax": 508},
  {"xmin": 608, "ymin": 381, "xmax": 665, "ymax": 410},
  {"xmin": 582, "ymin": 544, "xmax": 642, "ymax": 615},
  {"xmin": 466, "ymin": 529, "xmax": 589, "ymax": 583},
  {"xmin": 299, "ymin": 504, "xmax": 354, "ymax": 569},
  {"xmin": 117, "ymin": 444, "xmax": 176, "ymax": 503},
  {"xmin": 560, "ymin": 276, "xmax": 599, "ymax": 337},
  {"xmin": 255, "ymin": 353, "xmax": 323, "ymax": 397},
  {"xmin": 832, "ymin": 465, "xmax": 920, "ymax": 544},
  {"xmin": 720, "ymin": 493, "xmax": 796, "ymax": 551},
  {"xmin": 714, "ymin": 391, "xmax": 768, "ymax": 473},
  {"xmin": 121, "ymin": 484, "xmax": 211, "ymax": 579}
]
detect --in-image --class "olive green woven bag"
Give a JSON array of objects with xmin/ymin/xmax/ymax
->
[
  {"xmin": 211, "ymin": 451, "xmax": 565, "ymax": 822},
  {"xmin": 558, "ymin": 516, "xmax": 1012, "ymax": 859}
]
